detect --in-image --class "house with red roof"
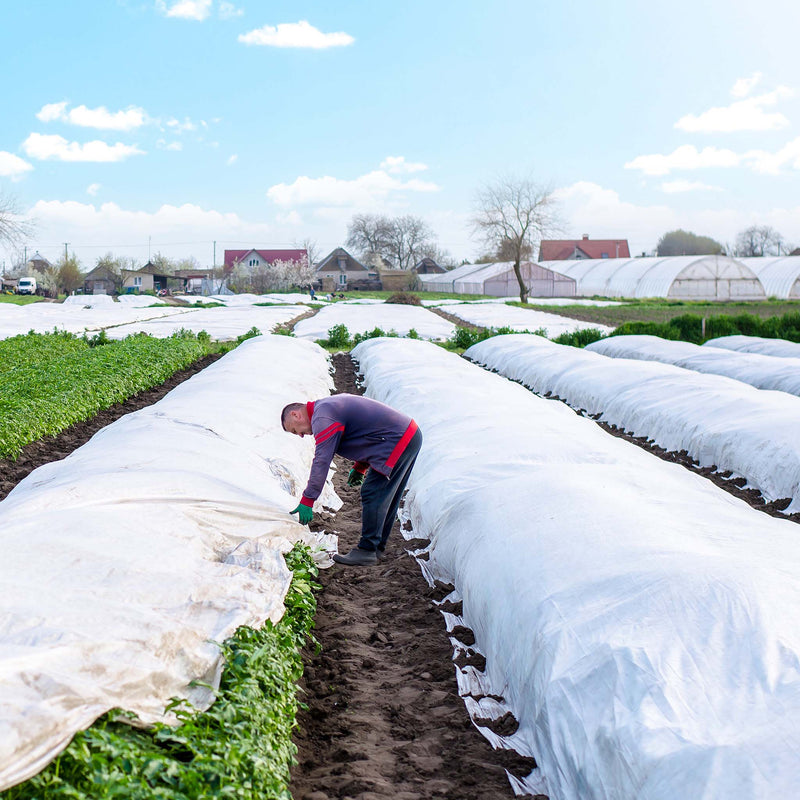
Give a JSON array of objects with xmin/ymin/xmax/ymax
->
[
  {"xmin": 223, "ymin": 248, "xmax": 308, "ymax": 272},
  {"xmin": 538, "ymin": 235, "xmax": 630, "ymax": 261}
]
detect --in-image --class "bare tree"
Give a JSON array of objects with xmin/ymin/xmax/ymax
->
[
  {"xmin": 472, "ymin": 175, "xmax": 560, "ymax": 302},
  {"xmin": 295, "ymin": 237, "xmax": 320, "ymax": 267},
  {"xmin": 346, "ymin": 214, "xmax": 394, "ymax": 262},
  {"xmin": 385, "ymin": 215, "xmax": 436, "ymax": 270},
  {"xmin": 0, "ymin": 192, "xmax": 33, "ymax": 250},
  {"xmin": 734, "ymin": 225, "xmax": 783, "ymax": 257},
  {"xmin": 346, "ymin": 213, "xmax": 437, "ymax": 269}
]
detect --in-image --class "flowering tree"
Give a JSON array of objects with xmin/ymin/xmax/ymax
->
[{"xmin": 228, "ymin": 254, "xmax": 315, "ymax": 293}]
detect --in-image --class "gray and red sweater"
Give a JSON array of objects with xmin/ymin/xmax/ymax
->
[{"xmin": 299, "ymin": 394, "xmax": 419, "ymax": 507}]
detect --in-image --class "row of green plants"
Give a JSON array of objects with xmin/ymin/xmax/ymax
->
[
  {"xmin": 0, "ymin": 330, "xmax": 89, "ymax": 375},
  {"xmin": 4, "ymin": 544, "xmax": 320, "ymax": 800},
  {"xmin": 0, "ymin": 329, "xmax": 221, "ymax": 459},
  {"xmin": 608, "ymin": 310, "xmax": 800, "ymax": 345},
  {"xmin": 313, "ymin": 322, "xmax": 551, "ymax": 352}
]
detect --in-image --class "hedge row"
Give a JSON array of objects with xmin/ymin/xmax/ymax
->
[{"xmin": 609, "ymin": 311, "xmax": 800, "ymax": 345}]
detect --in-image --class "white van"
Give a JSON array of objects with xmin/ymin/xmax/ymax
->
[{"xmin": 17, "ymin": 277, "xmax": 37, "ymax": 295}]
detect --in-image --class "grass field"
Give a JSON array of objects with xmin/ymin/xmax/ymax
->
[{"xmin": 519, "ymin": 298, "xmax": 800, "ymax": 327}]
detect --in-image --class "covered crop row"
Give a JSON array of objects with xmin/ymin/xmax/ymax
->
[
  {"xmin": 353, "ymin": 336, "xmax": 800, "ymax": 799},
  {"xmin": 0, "ymin": 331, "xmax": 214, "ymax": 458},
  {"xmin": 0, "ymin": 334, "xmax": 335, "ymax": 791},
  {"xmin": 587, "ymin": 334, "xmax": 800, "ymax": 397},
  {"xmin": 467, "ymin": 334, "xmax": 800, "ymax": 513},
  {"xmin": 706, "ymin": 333, "xmax": 800, "ymax": 358}
]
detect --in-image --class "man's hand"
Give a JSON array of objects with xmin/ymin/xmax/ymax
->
[
  {"xmin": 347, "ymin": 468, "xmax": 366, "ymax": 487},
  {"xmin": 290, "ymin": 503, "xmax": 313, "ymax": 525}
]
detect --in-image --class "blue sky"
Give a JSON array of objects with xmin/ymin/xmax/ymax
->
[{"xmin": 2, "ymin": 0, "xmax": 800, "ymax": 269}]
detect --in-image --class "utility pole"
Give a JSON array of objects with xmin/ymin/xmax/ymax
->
[
  {"xmin": 213, "ymin": 240, "xmax": 216, "ymax": 269},
  {"xmin": 64, "ymin": 243, "xmax": 69, "ymax": 261}
]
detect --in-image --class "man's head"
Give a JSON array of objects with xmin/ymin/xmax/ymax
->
[{"xmin": 281, "ymin": 402, "xmax": 312, "ymax": 436}]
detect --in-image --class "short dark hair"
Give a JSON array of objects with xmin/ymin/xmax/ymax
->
[{"xmin": 281, "ymin": 402, "xmax": 305, "ymax": 430}]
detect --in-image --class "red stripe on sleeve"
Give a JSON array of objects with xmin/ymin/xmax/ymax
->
[
  {"xmin": 315, "ymin": 422, "xmax": 345, "ymax": 446},
  {"xmin": 385, "ymin": 420, "xmax": 418, "ymax": 470}
]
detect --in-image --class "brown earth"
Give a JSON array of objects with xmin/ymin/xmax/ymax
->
[{"xmin": 290, "ymin": 352, "xmax": 539, "ymax": 800}]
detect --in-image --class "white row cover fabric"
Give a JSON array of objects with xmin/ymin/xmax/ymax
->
[
  {"xmin": 0, "ymin": 302, "xmax": 306, "ymax": 341},
  {"xmin": 353, "ymin": 336, "xmax": 800, "ymax": 800},
  {"xmin": 705, "ymin": 334, "xmax": 800, "ymax": 359},
  {"xmin": 587, "ymin": 334, "xmax": 800, "ymax": 397},
  {"xmin": 105, "ymin": 304, "xmax": 306, "ymax": 340},
  {"xmin": 0, "ymin": 300, "xmax": 184, "ymax": 340},
  {"xmin": 538, "ymin": 256, "xmax": 765, "ymax": 300},
  {"xmin": 468, "ymin": 334, "xmax": 800, "ymax": 513},
  {"xmin": 0, "ymin": 335, "xmax": 337, "ymax": 791},
  {"xmin": 444, "ymin": 303, "xmax": 614, "ymax": 337},
  {"xmin": 292, "ymin": 302, "xmax": 455, "ymax": 341}
]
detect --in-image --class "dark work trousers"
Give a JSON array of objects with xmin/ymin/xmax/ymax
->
[{"xmin": 358, "ymin": 428, "xmax": 422, "ymax": 552}]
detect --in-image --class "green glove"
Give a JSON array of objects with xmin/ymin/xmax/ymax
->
[
  {"xmin": 290, "ymin": 503, "xmax": 313, "ymax": 525},
  {"xmin": 347, "ymin": 468, "xmax": 366, "ymax": 487}
]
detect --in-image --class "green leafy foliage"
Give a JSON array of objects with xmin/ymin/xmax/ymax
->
[
  {"xmin": 0, "ymin": 331, "xmax": 214, "ymax": 459},
  {"xmin": 443, "ymin": 325, "xmax": 547, "ymax": 351},
  {"xmin": 316, "ymin": 323, "xmax": 351, "ymax": 349},
  {"xmin": 0, "ymin": 330, "xmax": 88, "ymax": 375},
  {"xmin": 551, "ymin": 327, "xmax": 608, "ymax": 348},
  {"xmin": 610, "ymin": 310, "xmax": 800, "ymax": 344},
  {"xmin": 4, "ymin": 544, "xmax": 320, "ymax": 800}
]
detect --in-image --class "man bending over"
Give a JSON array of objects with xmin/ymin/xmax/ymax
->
[{"xmin": 281, "ymin": 394, "xmax": 422, "ymax": 566}]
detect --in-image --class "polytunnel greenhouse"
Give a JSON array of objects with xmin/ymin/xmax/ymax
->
[
  {"xmin": 537, "ymin": 255, "xmax": 766, "ymax": 300},
  {"xmin": 737, "ymin": 256, "xmax": 800, "ymax": 299},
  {"xmin": 418, "ymin": 261, "xmax": 576, "ymax": 297}
]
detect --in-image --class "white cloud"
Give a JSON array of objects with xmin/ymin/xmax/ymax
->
[
  {"xmin": 380, "ymin": 156, "xmax": 428, "ymax": 174},
  {"xmin": 226, "ymin": 154, "xmax": 238, "ymax": 165},
  {"xmin": 156, "ymin": 0, "xmax": 212, "ymax": 20},
  {"xmin": 731, "ymin": 72, "xmax": 763, "ymax": 98},
  {"xmin": 675, "ymin": 87, "xmax": 793, "ymax": 133},
  {"xmin": 743, "ymin": 136, "xmax": 800, "ymax": 174},
  {"xmin": 37, "ymin": 101, "xmax": 149, "ymax": 131},
  {"xmin": 267, "ymin": 168, "xmax": 439, "ymax": 208},
  {"xmin": 0, "ymin": 151, "xmax": 33, "ymax": 177},
  {"xmin": 22, "ymin": 133, "xmax": 145, "ymax": 162},
  {"xmin": 276, "ymin": 210, "xmax": 303, "ymax": 226},
  {"xmin": 218, "ymin": 1, "xmax": 243, "ymax": 19},
  {"xmin": 625, "ymin": 145, "xmax": 741, "ymax": 176},
  {"xmin": 660, "ymin": 179, "xmax": 722, "ymax": 193},
  {"xmin": 165, "ymin": 117, "xmax": 198, "ymax": 133},
  {"xmin": 238, "ymin": 20, "xmax": 354, "ymax": 49},
  {"xmin": 156, "ymin": 139, "xmax": 183, "ymax": 151},
  {"xmin": 86, "ymin": 183, "xmax": 101, "ymax": 196}
]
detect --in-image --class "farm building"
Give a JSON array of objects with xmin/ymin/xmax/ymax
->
[
  {"xmin": 314, "ymin": 247, "xmax": 379, "ymax": 291},
  {"xmin": 418, "ymin": 261, "xmax": 576, "ymax": 297},
  {"xmin": 538, "ymin": 255, "xmax": 766, "ymax": 300},
  {"xmin": 737, "ymin": 256, "xmax": 800, "ymax": 299},
  {"xmin": 539, "ymin": 234, "xmax": 631, "ymax": 261}
]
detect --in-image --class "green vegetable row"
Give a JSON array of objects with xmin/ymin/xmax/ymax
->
[
  {"xmin": 0, "ymin": 330, "xmax": 89, "ymax": 375},
  {"xmin": 3, "ymin": 543, "xmax": 319, "ymax": 800},
  {"xmin": 0, "ymin": 331, "xmax": 214, "ymax": 459}
]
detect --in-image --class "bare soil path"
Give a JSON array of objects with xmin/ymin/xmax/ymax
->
[{"xmin": 290, "ymin": 353, "xmax": 537, "ymax": 800}]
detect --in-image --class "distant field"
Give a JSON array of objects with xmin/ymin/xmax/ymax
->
[{"xmin": 518, "ymin": 299, "xmax": 800, "ymax": 327}]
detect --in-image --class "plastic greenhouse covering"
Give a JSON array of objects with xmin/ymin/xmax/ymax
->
[
  {"xmin": 0, "ymin": 335, "xmax": 336, "ymax": 790},
  {"xmin": 587, "ymin": 334, "xmax": 800, "ymax": 397},
  {"xmin": 353, "ymin": 336, "xmax": 800, "ymax": 799},
  {"xmin": 467, "ymin": 333, "xmax": 800, "ymax": 512}
]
